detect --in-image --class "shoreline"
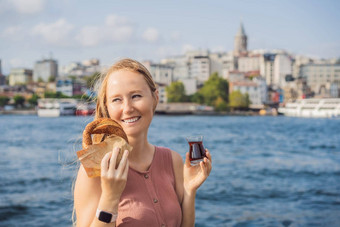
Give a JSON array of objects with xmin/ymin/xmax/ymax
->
[
  {"xmin": 0, "ymin": 109, "xmax": 37, "ymax": 115},
  {"xmin": 0, "ymin": 109, "xmax": 274, "ymax": 116}
]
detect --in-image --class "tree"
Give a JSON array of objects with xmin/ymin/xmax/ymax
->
[
  {"xmin": 190, "ymin": 92, "xmax": 204, "ymax": 104},
  {"xmin": 44, "ymin": 91, "xmax": 69, "ymax": 98},
  {"xmin": 166, "ymin": 81, "xmax": 187, "ymax": 102},
  {"xmin": 68, "ymin": 75, "xmax": 77, "ymax": 81},
  {"xmin": 0, "ymin": 96, "xmax": 10, "ymax": 107},
  {"xmin": 13, "ymin": 95, "xmax": 25, "ymax": 107},
  {"xmin": 48, "ymin": 76, "xmax": 56, "ymax": 82},
  {"xmin": 214, "ymin": 96, "xmax": 228, "ymax": 111},
  {"xmin": 28, "ymin": 94, "xmax": 40, "ymax": 106},
  {"xmin": 197, "ymin": 72, "xmax": 229, "ymax": 107},
  {"xmin": 229, "ymin": 91, "xmax": 251, "ymax": 110}
]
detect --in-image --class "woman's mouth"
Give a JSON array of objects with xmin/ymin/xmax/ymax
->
[{"xmin": 122, "ymin": 116, "xmax": 141, "ymax": 124}]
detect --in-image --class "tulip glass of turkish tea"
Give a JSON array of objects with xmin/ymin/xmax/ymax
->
[{"xmin": 186, "ymin": 135, "xmax": 206, "ymax": 166}]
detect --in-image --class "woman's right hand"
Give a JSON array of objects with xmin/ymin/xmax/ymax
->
[{"xmin": 100, "ymin": 147, "xmax": 129, "ymax": 203}]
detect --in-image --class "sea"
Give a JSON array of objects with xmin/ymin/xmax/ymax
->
[{"xmin": 0, "ymin": 115, "xmax": 339, "ymax": 227}]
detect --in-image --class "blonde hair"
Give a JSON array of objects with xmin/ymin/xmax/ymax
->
[{"xmin": 94, "ymin": 58, "xmax": 157, "ymax": 120}]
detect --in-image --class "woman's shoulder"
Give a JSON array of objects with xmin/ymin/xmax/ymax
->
[{"xmin": 155, "ymin": 146, "xmax": 183, "ymax": 166}]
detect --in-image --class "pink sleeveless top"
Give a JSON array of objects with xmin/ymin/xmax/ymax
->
[{"xmin": 116, "ymin": 146, "xmax": 182, "ymax": 227}]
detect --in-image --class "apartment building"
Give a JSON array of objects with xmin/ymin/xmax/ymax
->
[
  {"xmin": 300, "ymin": 63, "xmax": 340, "ymax": 97},
  {"xmin": 9, "ymin": 68, "xmax": 33, "ymax": 86},
  {"xmin": 33, "ymin": 59, "xmax": 58, "ymax": 82}
]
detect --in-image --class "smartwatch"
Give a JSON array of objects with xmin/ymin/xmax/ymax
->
[{"xmin": 96, "ymin": 209, "xmax": 118, "ymax": 223}]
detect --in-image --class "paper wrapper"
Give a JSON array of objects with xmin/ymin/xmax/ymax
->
[{"xmin": 77, "ymin": 136, "xmax": 133, "ymax": 178}]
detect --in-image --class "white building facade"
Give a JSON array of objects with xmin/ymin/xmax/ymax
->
[
  {"xmin": 60, "ymin": 59, "xmax": 103, "ymax": 77},
  {"xmin": 300, "ymin": 63, "xmax": 340, "ymax": 97},
  {"xmin": 56, "ymin": 79, "xmax": 73, "ymax": 97},
  {"xmin": 33, "ymin": 59, "xmax": 58, "ymax": 82},
  {"xmin": 146, "ymin": 62, "xmax": 174, "ymax": 86},
  {"xmin": 273, "ymin": 54, "xmax": 293, "ymax": 88},
  {"xmin": 9, "ymin": 68, "xmax": 33, "ymax": 86},
  {"xmin": 230, "ymin": 77, "xmax": 267, "ymax": 107}
]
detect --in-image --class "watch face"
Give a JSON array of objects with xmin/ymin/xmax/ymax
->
[{"xmin": 99, "ymin": 211, "xmax": 112, "ymax": 223}]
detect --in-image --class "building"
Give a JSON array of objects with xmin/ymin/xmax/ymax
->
[
  {"xmin": 190, "ymin": 55, "xmax": 210, "ymax": 83},
  {"xmin": 60, "ymin": 59, "xmax": 103, "ymax": 77},
  {"xmin": 261, "ymin": 53, "xmax": 276, "ymax": 87},
  {"xmin": 161, "ymin": 55, "xmax": 189, "ymax": 81},
  {"xmin": 229, "ymin": 77, "xmax": 267, "ymax": 107},
  {"xmin": 209, "ymin": 52, "xmax": 236, "ymax": 80},
  {"xmin": 9, "ymin": 68, "xmax": 33, "ymax": 86},
  {"xmin": 181, "ymin": 78, "xmax": 198, "ymax": 95},
  {"xmin": 55, "ymin": 79, "xmax": 86, "ymax": 97},
  {"xmin": 228, "ymin": 70, "xmax": 246, "ymax": 82},
  {"xmin": 56, "ymin": 79, "xmax": 73, "ymax": 97},
  {"xmin": 155, "ymin": 82, "xmax": 167, "ymax": 103},
  {"xmin": 0, "ymin": 59, "xmax": 6, "ymax": 85},
  {"xmin": 33, "ymin": 59, "xmax": 58, "ymax": 82},
  {"xmin": 283, "ymin": 77, "xmax": 311, "ymax": 102},
  {"xmin": 26, "ymin": 82, "xmax": 56, "ymax": 98},
  {"xmin": 273, "ymin": 54, "xmax": 293, "ymax": 88},
  {"xmin": 143, "ymin": 61, "xmax": 174, "ymax": 86},
  {"xmin": 234, "ymin": 22, "xmax": 248, "ymax": 57},
  {"xmin": 300, "ymin": 63, "xmax": 340, "ymax": 98},
  {"xmin": 238, "ymin": 54, "xmax": 261, "ymax": 73},
  {"xmin": 292, "ymin": 55, "xmax": 313, "ymax": 79}
]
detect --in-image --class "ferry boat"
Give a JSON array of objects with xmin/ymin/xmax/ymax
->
[
  {"xmin": 278, "ymin": 98, "xmax": 340, "ymax": 118},
  {"xmin": 37, "ymin": 98, "xmax": 77, "ymax": 117}
]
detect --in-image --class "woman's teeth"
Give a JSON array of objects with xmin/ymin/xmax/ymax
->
[{"xmin": 123, "ymin": 117, "xmax": 140, "ymax": 123}]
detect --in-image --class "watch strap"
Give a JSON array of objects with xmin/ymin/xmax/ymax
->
[{"xmin": 96, "ymin": 209, "xmax": 118, "ymax": 223}]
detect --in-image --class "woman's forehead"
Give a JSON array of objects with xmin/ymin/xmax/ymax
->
[{"xmin": 106, "ymin": 70, "xmax": 149, "ymax": 93}]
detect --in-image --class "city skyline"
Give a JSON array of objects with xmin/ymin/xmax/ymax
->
[{"xmin": 1, "ymin": 0, "xmax": 339, "ymax": 75}]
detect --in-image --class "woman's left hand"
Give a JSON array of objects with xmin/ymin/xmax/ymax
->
[{"xmin": 183, "ymin": 149, "xmax": 212, "ymax": 194}]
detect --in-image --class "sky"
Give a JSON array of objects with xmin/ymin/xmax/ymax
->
[{"xmin": 0, "ymin": 0, "xmax": 339, "ymax": 75}]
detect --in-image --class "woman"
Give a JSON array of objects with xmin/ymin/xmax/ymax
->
[{"xmin": 74, "ymin": 58, "xmax": 212, "ymax": 227}]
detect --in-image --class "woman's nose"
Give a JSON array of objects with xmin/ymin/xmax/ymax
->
[{"xmin": 123, "ymin": 100, "xmax": 134, "ymax": 114}]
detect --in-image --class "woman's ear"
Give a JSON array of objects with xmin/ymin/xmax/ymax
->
[
  {"xmin": 155, "ymin": 89, "xmax": 159, "ymax": 104},
  {"xmin": 153, "ymin": 89, "xmax": 159, "ymax": 111}
]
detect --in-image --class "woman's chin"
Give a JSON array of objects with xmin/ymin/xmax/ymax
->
[{"xmin": 125, "ymin": 129, "xmax": 144, "ymax": 140}]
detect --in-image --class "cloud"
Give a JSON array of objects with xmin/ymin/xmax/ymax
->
[
  {"xmin": 76, "ymin": 26, "xmax": 102, "ymax": 47},
  {"xmin": 32, "ymin": 19, "xmax": 74, "ymax": 46},
  {"xmin": 105, "ymin": 25, "xmax": 134, "ymax": 42},
  {"xmin": 105, "ymin": 14, "xmax": 134, "ymax": 42},
  {"xmin": 11, "ymin": 0, "xmax": 45, "ymax": 14},
  {"xmin": 75, "ymin": 14, "xmax": 134, "ymax": 47},
  {"xmin": 105, "ymin": 14, "xmax": 130, "ymax": 27},
  {"xmin": 105, "ymin": 15, "xmax": 134, "ymax": 42},
  {"xmin": 2, "ymin": 26, "xmax": 23, "ymax": 37},
  {"xmin": 142, "ymin": 27, "xmax": 159, "ymax": 43}
]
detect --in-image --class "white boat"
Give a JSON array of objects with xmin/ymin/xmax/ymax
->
[
  {"xmin": 76, "ymin": 102, "xmax": 96, "ymax": 116},
  {"xmin": 278, "ymin": 98, "xmax": 340, "ymax": 118},
  {"xmin": 37, "ymin": 98, "xmax": 77, "ymax": 117}
]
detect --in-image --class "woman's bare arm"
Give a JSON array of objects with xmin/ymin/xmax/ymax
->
[
  {"xmin": 172, "ymin": 150, "xmax": 212, "ymax": 227},
  {"xmin": 74, "ymin": 149, "xmax": 129, "ymax": 227}
]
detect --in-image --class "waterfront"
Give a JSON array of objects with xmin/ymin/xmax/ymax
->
[{"xmin": 0, "ymin": 115, "xmax": 339, "ymax": 226}]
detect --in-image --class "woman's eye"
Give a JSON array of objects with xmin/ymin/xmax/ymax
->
[
  {"xmin": 112, "ymin": 98, "xmax": 121, "ymax": 103},
  {"xmin": 132, "ymin": 94, "xmax": 142, "ymax": 99}
]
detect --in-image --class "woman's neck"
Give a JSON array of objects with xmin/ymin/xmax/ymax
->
[{"xmin": 127, "ymin": 133, "xmax": 154, "ymax": 167}]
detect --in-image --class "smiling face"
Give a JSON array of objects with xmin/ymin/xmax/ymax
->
[{"xmin": 106, "ymin": 70, "xmax": 158, "ymax": 138}]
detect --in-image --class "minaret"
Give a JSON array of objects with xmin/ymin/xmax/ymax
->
[{"xmin": 234, "ymin": 22, "xmax": 248, "ymax": 56}]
